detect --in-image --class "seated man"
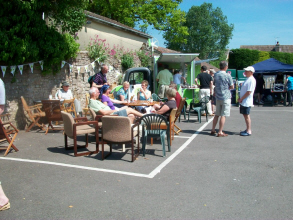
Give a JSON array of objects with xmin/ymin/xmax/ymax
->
[
  {"xmin": 56, "ymin": 81, "xmax": 82, "ymax": 116},
  {"xmin": 88, "ymin": 87, "xmax": 143, "ymax": 123}
]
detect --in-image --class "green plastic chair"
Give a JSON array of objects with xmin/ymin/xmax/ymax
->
[
  {"xmin": 188, "ymin": 96, "xmax": 209, "ymax": 123},
  {"xmin": 139, "ymin": 114, "xmax": 170, "ymax": 157},
  {"xmin": 151, "ymin": 93, "xmax": 168, "ymax": 102}
]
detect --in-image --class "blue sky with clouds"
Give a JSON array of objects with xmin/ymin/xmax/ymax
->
[{"xmin": 148, "ymin": 0, "xmax": 293, "ymax": 49}]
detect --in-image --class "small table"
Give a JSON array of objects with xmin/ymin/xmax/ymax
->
[{"xmin": 124, "ymin": 100, "xmax": 160, "ymax": 107}]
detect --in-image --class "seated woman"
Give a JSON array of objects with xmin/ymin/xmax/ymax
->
[
  {"xmin": 99, "ymin": 85, "xmax": 128, "ymax": 110},
  {"xmin": 152, "ymin": 88, "xmax": 177, "ymax": 119},
  {"xmin": 169, "ymin": 83, "xmax": 182, "ymax": 109},
  {"xmin": 56, "ymin": 81, "xmax": 82, "ymax": 116},
  {"xmin": 136, "ymin": 80, "xmax": 152, "ymax": 113}
]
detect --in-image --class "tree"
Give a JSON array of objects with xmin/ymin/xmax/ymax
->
[
  {"xmin": 0, "ymin": 0, "xmax": 88, "ymax": 73},
  {"xmin": 87, "ymin": 0, "xmax": 188, "ymax": 44},
  {"xmin": 166, "ymin": 3, "xmax": 234, "ymax": 59}
]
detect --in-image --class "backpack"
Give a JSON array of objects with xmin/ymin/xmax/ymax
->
[{"xmin": 88, "ymin": 73, "xmax": 98, "ymax": 87}]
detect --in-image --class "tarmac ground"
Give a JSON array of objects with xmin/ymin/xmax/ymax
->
[{"xmin": 1, "ymin": 105, "xmax": 293, "ymax": 219}]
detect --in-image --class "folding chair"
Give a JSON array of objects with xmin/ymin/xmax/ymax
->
[
  {"xmin": 21, "ymin": 96, "xmax": 46, "ymax": 132},
  {"xmin": 0, "ymin": 114, "xmax": 19, "ymax": 156}
]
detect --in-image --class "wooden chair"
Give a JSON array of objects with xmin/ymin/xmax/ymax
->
[
  {"xmin": 61, "ymin": 99, "xmax": 77, "ymax": 118},
  {"xmin": 21, "ymin": 96, "xmax": 46, "ymax": 132},
  {"xmin": 0, "ymin": 114, "xmax": 19, "ymax": 156},
  {"xmin": 174, "ymin": 98, "xmax": 186, "ymax": 135},
  {"xmin": 82, "ymin": 93, "xmax": 91, "ymax": 117},
  {"xmin": 101, "ymin": 116, "xmax": 140, "ymax": 162},
  {"xmin": 42, "ymin": 100, "xmax": 64, "ymax": 134},
  {"xmin": 61, "ymin": 111, "xmax": 99, "ymax": 157}
]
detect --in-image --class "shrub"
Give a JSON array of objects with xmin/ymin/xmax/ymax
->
[
  {"xmin": 137, "ymin": 50, "xmax": 151, "ymax": 67},
  {"xmin": 121, "ymin": 51, "xmax": 135, "ymax": 70},
  {"xmin": 87, "ymin": 35, "xmax": 110, "ymax": 63}
]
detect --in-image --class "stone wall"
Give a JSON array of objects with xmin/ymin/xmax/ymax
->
[{"xmin": 3, "ymin": 50, "xmax": 146, "ymax": 130}]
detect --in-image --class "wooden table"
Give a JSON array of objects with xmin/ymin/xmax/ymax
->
[{"xmin": 124, "ymin": 100, "xmax": 160, "ymax": 107}]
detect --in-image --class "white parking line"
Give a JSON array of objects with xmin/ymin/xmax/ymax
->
[{"xmin": 0, "ymin": 118, "xmax": 213, "ymax": 179}]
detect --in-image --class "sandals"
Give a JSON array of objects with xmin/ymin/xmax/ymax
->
[{"xmin": 0, "ymin": 202, "xmax": 10, "ymax": 211}]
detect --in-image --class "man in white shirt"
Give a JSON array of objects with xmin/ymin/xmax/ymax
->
[
  {"xmin": 56, "ymin": 81, "xmax": 82, "ymax": 116},
  {"xmin": 238, "ymin": 66, "xmax": 256, "ymax": 136}
]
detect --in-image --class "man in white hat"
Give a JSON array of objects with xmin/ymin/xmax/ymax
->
[{"xmin": 238, "ymin": 66, "xmax": 256, "ymax": 136}]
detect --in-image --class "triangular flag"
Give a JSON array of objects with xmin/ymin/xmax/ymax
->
[
  {"xmin": 1, "ymin": 66, "xmax": 7, "ymax": 77},
  {"xmin": 39, "ymin": 60, "xmax": 44, "ymax": 70},
  {"xmin": 69, "ymin": 64, "xmax": 73, "ymax": 73},
  {"xmin": 18, "ymin": 65, "xmax": 24, "ymax": 75},
  {"xmin": 61, "ymin": 61, "xmax": 66, "ymax": 68},
  {"xmin": 91, "ymin": 62, "xmax": 95, "ymax": 69},
  {"xmin": 29, "ymin": 63, "xmax": 34, "ymax": 73},
  {"xmin": 77, "ymin": 66, "xmax": 80, "ymax": 75},
  {"xmin": 84, "ymin": 65, "xmax": 88, "ymax": 72},
  {"xmin": 10, "ymin": 66, "xmax": 16, "ymax": 75}
]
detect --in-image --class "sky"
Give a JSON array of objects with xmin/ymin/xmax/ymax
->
[{"xmin": 148, "ymin": 0, "xmax": 293, "ymax": 49}]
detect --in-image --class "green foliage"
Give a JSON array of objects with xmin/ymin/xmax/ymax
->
[
  {"xmin": 166, "ymin": 3, "xmax": 234, "ymax": 59},
  {"xmin": 257, "ymin": 51, "xmax": 270, "ymax": 63},
  {"xmin": 87, "ymin": 0, "xmax": 188, "ymax": 44},
  {"xmin": 269, "ymin": 51, "xmax": 293, "ymax": 64},
  {"xmin": 0, "ymin": 0, "xmax": 87, "ymax": 73},
  {"xmin": 228, "ymin": 49, "xmax": 259, "ymax": 70},
  {"xmin": 136, "ymin": 50, "xmax": 151, "ymax": 67},
  {"xmin": 121, "ymin": 52, "xmax": 135, "ymax": 70},
  {"xmin": 87, "ymin": 35, "xmax": 110, "ymax": 63},
  {"xmin": 229, "ymin": 49, "xmax": 293, "ymax": 70}
]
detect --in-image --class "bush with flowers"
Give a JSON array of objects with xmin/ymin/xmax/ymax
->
[{"xmin": 87, "ymin": 35, "xmax": 110, "ymax": 63}]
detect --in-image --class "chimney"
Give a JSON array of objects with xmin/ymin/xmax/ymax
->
[{"xmin": 275, "ymin": 42, "xmax": 282, "ymax": 52}]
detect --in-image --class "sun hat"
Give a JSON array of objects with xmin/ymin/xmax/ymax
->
[
  {"xmin": 62, "ymin": 81, "xmax": 70, "ymax": 87},
  {"xmin": 243, "ymin": 66, "xmax": 255, "ymax": 73},
  {"xmin": 99, "ymin": 85, "xmax": 110, "ymax": 99}
]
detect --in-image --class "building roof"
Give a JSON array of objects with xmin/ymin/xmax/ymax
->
[
  {"xmin": 155, "ymin": 46, "xmax": 181, "ymax": 54},
  {"xmin": 240, "ymin": 45, "xmax": 293, "ymax": 53},
  {"xmin": 84, "ymin": 10, "xmax": 152, "ymax": 39}
]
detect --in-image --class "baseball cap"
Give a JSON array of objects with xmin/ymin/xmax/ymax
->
[{"xmin": 243, "ymin": 66, "xmax": 255, "ymax": 73}]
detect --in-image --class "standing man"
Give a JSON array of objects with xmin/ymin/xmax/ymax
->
[
  {"xmin": 286, "ymin": 75, "xmax": 293, "ymax": 107},
  {"xmin": 238, "ymin": 66, "xmax": 256, "ymax": 136},
  {"xmin": 211, "ymin": 61, "xmax": 234, "ymax": 137},
  {"xmin": 195, "ymin": 65, "xmax": 214, "ymax": 116},
  {"xmin": 156, "ymin": 64, "xmax": 173, "ymax": 98},
  {"xmin": 92, "ymin": 64, "xmax": 109, "ymax": 89},
  {"xmin": 255, "ymin": 73, "xmax": 265, "ymax": 104}
]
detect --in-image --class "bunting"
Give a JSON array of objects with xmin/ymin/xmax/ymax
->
[
  {"xmin": 1, "ymin": 66, "xmax": 7, "ymax": 77},
  {"xmin": 0, "ymin": 57, "xmax": 100, "ymax": 78}
]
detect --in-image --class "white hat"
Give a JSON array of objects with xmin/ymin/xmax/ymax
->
[{"xmin": 244, "ymin": 66, "xmax": 255, "ymax": 73}]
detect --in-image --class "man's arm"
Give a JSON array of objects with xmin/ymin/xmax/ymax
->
[
  {"xmin": 92, "ymin": 82, "xmax": 103, "ymax": 89},
  {"xmin": 195, "ymin": 78, "xmax": 200, "ymax": 87},
  {"xmin": 238, "ymin": 91, "xmax": 251, "ymax": 103},
  {"xmin": 209, "ymin": 81, "xmax": 213, "ymax": 94}
]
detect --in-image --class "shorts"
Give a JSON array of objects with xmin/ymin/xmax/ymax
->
[
  {"xmin": 113, "ymin": 109, "xmax": 128, "ymax": 117},
  {"xmin": 240, "ymin": 105, "xmax": 251, "ymax": 115},
  {"xmin": 215, "ymin": 99, "xmax": 231, "ymax": 117}
]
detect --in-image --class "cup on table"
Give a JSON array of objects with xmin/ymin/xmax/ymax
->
[
  {"xmin": 49, "ymin": 95, "xmax": 52, "ymax": 100},
  {"xmin": 150, "ymin": 98, "xmax": 153, "ymax": 103}
]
